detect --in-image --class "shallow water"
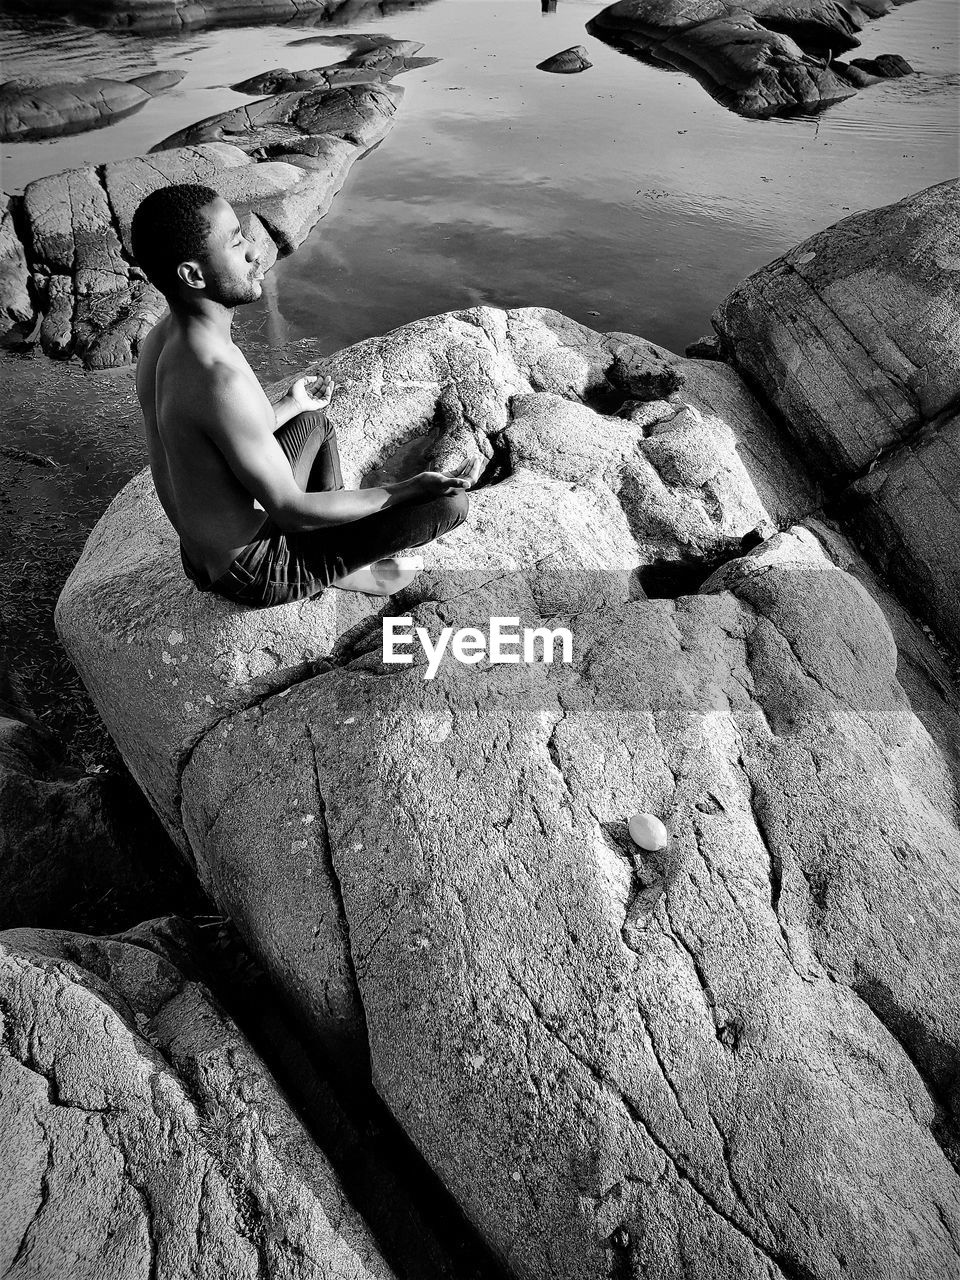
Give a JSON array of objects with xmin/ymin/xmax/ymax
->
[{"xmin": 2, "ymin": 0, "xmax": 957, "ymax": 362}]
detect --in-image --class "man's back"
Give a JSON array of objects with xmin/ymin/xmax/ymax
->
[{"xmin": 136, "ymin": 312, "xmax": 274, "ymax": 584}]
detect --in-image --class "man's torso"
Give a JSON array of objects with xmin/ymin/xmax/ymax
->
[{"xmin": 136, "ymin": 314, "xmax": 276, "ymax": 584}]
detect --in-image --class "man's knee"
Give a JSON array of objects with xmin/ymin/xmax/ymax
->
[
  {"xmin": 440, "ymin": 489, "xmax": 469, "ymax": 533},
  {"xmin": 296, "ymin": 407, "xmax": 332, "ymax": 441}
]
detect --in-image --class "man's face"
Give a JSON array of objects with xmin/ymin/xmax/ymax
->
[{"xmin": 194, "ymin": 197, "xmax": 264, "ymax": 307}]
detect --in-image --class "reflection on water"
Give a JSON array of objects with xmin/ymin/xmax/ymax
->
[{"xmin": 1, "ymin": 0, "xmax": 957, "ymax": 363}]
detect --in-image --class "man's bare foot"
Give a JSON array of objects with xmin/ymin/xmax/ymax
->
[{"xmin": 330, "ymin": 555, "xmax": 424, "ymax": 597}]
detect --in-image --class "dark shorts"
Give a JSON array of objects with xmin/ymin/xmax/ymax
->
[{"xmin": 181, "ymin": 409, "xmax": 469, "ymax": 608}]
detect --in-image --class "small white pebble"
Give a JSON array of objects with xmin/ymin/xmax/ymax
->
[
  {"xmin": 628, "ymin": 813, "xmax": 669, "ymax": 851},
  {"xmin": 343, "ymin": 717, "xmax": 355, "ymax": 725},
  {"xmin": 168, "ymin": 631, "xmax": 184, "ymax": 646},
  {"xmin": 302, "ymin": 814, "xmax": 315, "ymax": 825}
]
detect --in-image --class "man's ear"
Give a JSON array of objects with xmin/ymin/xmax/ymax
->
[{"xmin": 176, "ymin": 259, "xmax": 205, "ymax": 291}]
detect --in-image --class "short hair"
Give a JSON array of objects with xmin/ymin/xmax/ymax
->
[{"xmin": 130, "ymin": 183, "xmax": 220, "ymax": 296}]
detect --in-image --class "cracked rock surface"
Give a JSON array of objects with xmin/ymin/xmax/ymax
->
[
  {"xmin": 179, "ymin": 539, "xmax": 960, "ymax": 1280},
  {"xmin": 54, "ymin": 292, "xmax": 960, "ymax": 1275},
  {"xmin": 0, "ymin": 922, "xmax": 394, "ymax": 1279},
  {"xmin": 588, "ymin": 0, "xmax": 912, "ymax": 117},
  {"xmin": 1, "ymin": 77, "xmax": 402, "ymax": 368}
]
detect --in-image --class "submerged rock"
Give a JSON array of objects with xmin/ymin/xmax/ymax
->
[
  {"xmin": 850, "ymin": 51, "xmax": 913, "ymax": 77},
  {"xmin": 0, "ymin": 922, "xmax": 394, "ymax": 1278},
  {"xmin": 230, "ymin": 39, "xmax": 439, "ymax": 95},
  {"xmin": 0, "ymin": 70, "xmax": 184, "ymax": 142},
  {"xmin": 588, "ymin": 0, "xmax": 912, "ymax": 117},
  {"xmin": 536, "ymin": 46, "xmax": 594, "ymax": 73}
]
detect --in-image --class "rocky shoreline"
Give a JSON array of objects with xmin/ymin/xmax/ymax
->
[
  {"xmin": 1, "ymin": 1, "xmax": 958, "ymax": 1275},
  {"xmin": 0, "ymin": 39, "xmax": 422, "ymax": 369},
  {"xmin": 40, "ymin": 181, "xmax": 960, "ymax": 1277}
]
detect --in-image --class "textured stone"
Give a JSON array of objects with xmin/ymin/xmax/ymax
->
[
  {"xmin": 0, "ymin": 196, "xmax": 32, "ymax": 338},
  {"xmin": 711, "ymin": 180, "xmax": 960, "ymax": 646},
  {"xmin": 713, "ymin": 180, "xmax": 960, "ymax": 479},
  {"xmin": 154, "ymin": 81, "xmax": 402, "ymax": 155},
  {"xmin": 54, "ymin": 469, "xmax": 380, "ymax": 853},
  {"xmin": 0, "ymin": 71, "xmax": 183, "ymax": 142},
  {"xmin": 843, "ymin": 410, "xmax": 960, "ymax": 648},
  {"xmin": 849, "ymin": 51, "xmax": 912, "ymax": 76},
  {"xmin": 231, "ymin": 40, "xmax": 439, "ymax": 96},
  {"xmin": 181, "ymin": 545, "xmax": 960, "ymax": 1280},
  {"xmin": 0, "ymin": 923, "xmax": 394, "ymax": 1278},
  {"xmin": 536, "ymin": 46, "xmax": 593, "ymax": 73},
  {"xmin": 589, "ymin": 0, "xmax": 912, "ymax": 116},
  {"xmin": 55, "ymin": 286, "xmax": 960, "ymax": 1276}
]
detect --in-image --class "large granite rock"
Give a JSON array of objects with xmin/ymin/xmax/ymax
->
[
  {"xmin": 588, "ymin": 0, "xmax": 912, "ymax": 117},
  {"xmin": 713, "ymin": 179, "xmax": 960, "ymax": 647},
  {"xmin": 3, "ymin": 79, "xmax": 403, "ymax": 368},
  {"xmin": 179, "ymin": 535, "xmax": 960, "ymax": 1279},
  {"xmin": 0, "ymin": 70, "xmax": 184, "ymax": 142},
  {"xmin": 844, "ymin": 412, "xmax": 960, "ymax": 650},
  {"xmin": 55, "ymin": 288, "xmax": 960, "ymax": 1274},
  {"xmin": 56, "ymin": 307, "xmax": 818, "ymax": 862},
  {"xmin": 0, "ymin": 922, "xmax": 394, "ymax": 1278},
  {"xmin": 713, "ymin": 179, "xmax": 960, "ymax": 477}
]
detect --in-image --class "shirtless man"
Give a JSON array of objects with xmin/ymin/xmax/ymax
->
[{"xmin": 130, "ymin": 183, "xmax": 473, "ymax": 607}]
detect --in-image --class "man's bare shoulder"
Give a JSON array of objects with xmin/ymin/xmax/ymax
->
[{"xmin": 157, "ymin": 337, "xmax": 268, "ymax": 434}]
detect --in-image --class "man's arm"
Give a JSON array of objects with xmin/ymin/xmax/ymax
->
[{"xmin": 205, "ymin": 368, "xmax": 468, "ymax": 533}]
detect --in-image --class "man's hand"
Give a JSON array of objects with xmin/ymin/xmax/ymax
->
[
  {"xmin": 290, "ymin": 375, "xmax": 334, "ymax": 413},
  {"xmin": 404, "ymin": 469, "xmax": 473, "ymax": 501},
  {"xmin": 274, "ymin": 375, "xmax": 335, "ymax": 428}
]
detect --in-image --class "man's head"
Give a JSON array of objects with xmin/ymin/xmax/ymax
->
[{"xmin": 130, "ymin": 184, "xmax": 263, "ymax": 307}]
